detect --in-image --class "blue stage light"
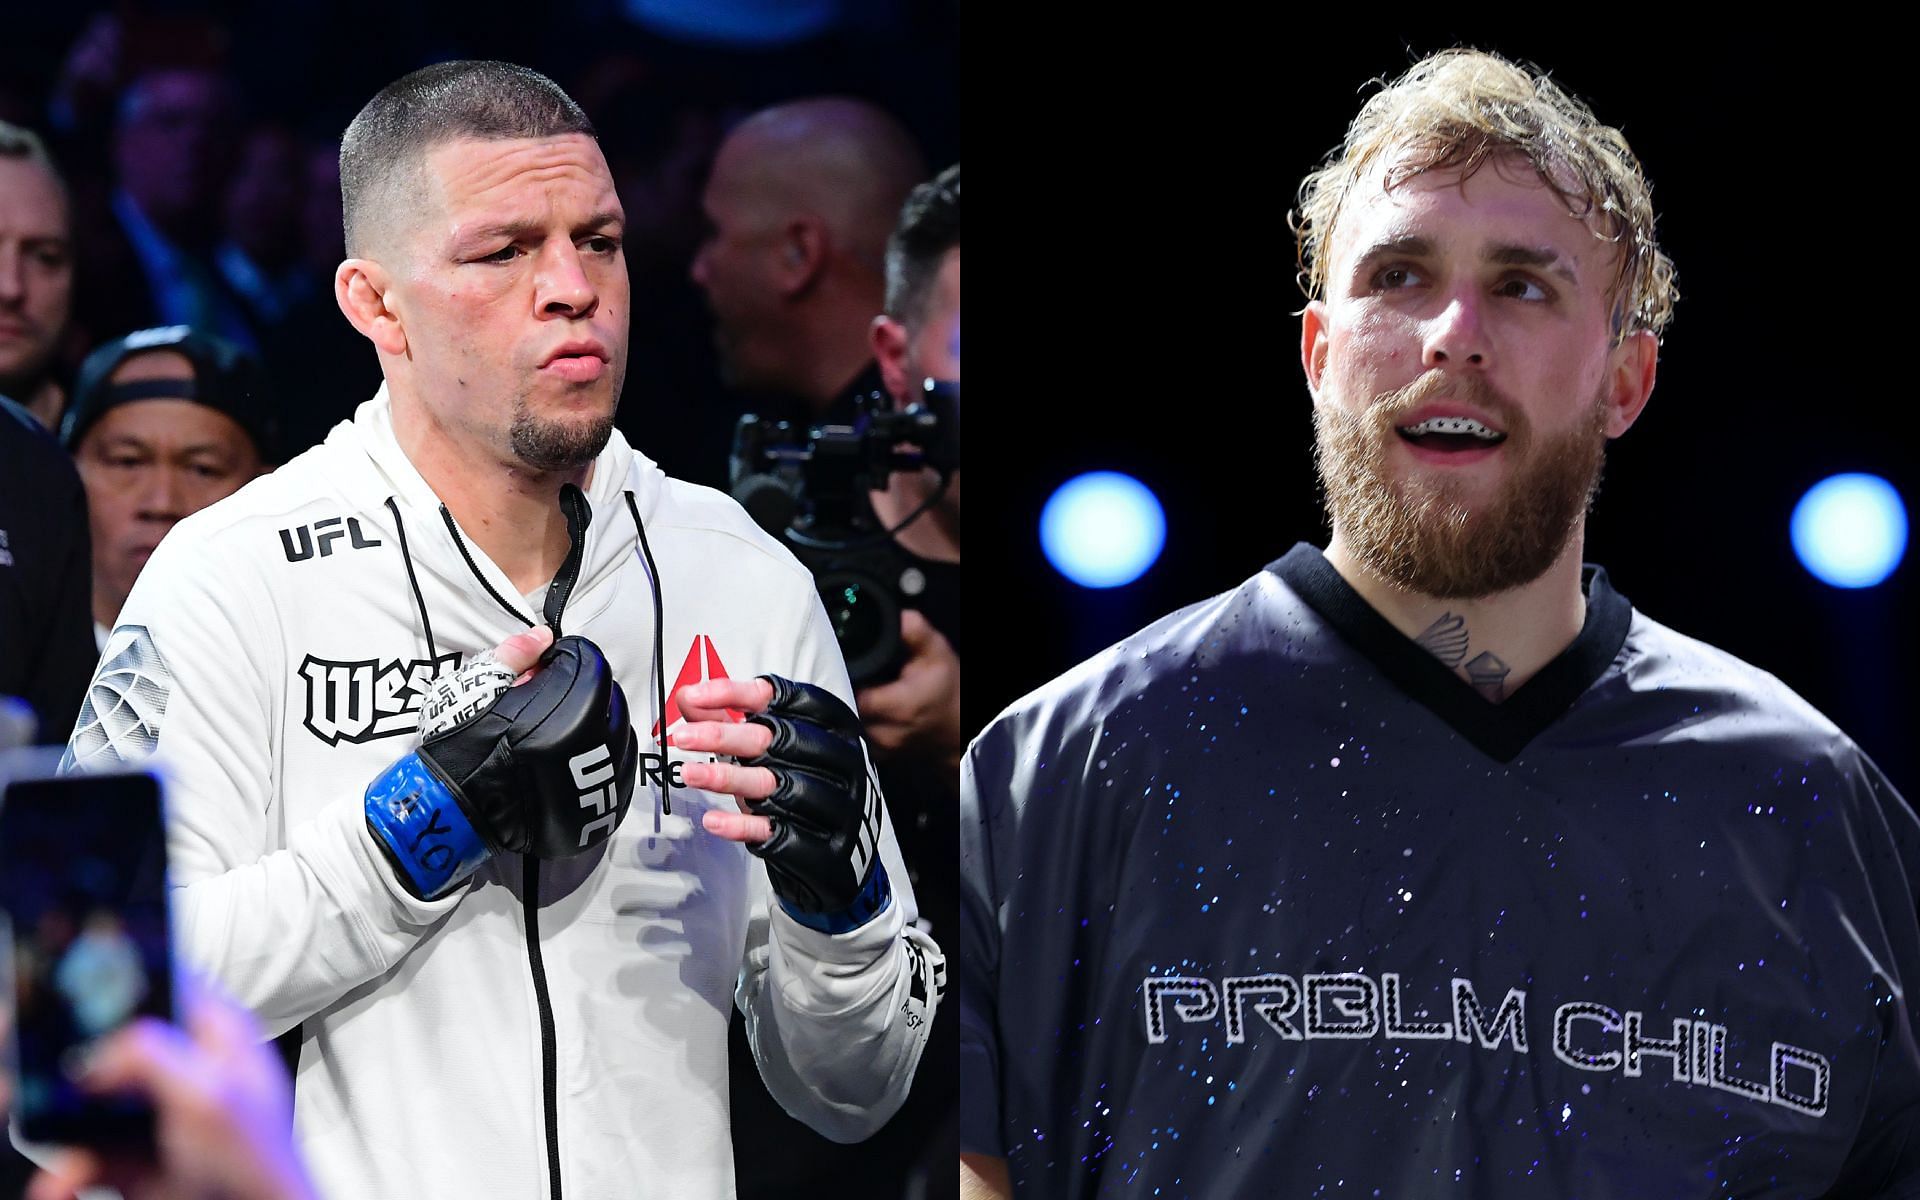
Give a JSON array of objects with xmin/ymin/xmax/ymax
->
[
  {"xmin": 1791, "ymin": 473, "xmax": 1907, "ymax": 589},
  {"xmin": 1040, "ymin": 471, "xmax": 1166, "ymax": 588}
]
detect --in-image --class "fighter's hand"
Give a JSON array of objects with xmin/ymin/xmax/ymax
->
[
  {"xmin": 673, "ymin": 675, "xmax": 888, "ymax": 919},
  {"xmin": 855, "ymin": 609, "xmax": 961, "ymax": 773},
  {"xmin": 364, "ymin": 626, "xmax": 637, "ymax": 900},
  {"xmin": 670, "ymin": 676, "xmax": 779, "ymax": 843},
  {"xmin": 491, "ymin": 625, "xmax": 554, "ymax": 684}
]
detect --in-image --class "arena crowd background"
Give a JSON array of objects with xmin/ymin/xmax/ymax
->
[{"xmin": 0, "ymin": 0, "xmax": 959, "ymax": 491}]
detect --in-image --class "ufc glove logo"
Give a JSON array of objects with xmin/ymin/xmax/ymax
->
[
  {"xmin": 847, "ymin": 749, "xmax": 882, "ymax": 883},
  {"xmin": 571, "ymin": 744, "xmax": 619, "ymax": 848}
]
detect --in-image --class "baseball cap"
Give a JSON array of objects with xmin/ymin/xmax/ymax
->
[{"xmin": 59, "ymin": 326, "xmax": 280, "ymax": 463}]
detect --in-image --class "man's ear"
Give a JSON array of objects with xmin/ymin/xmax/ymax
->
[
  {"xmin": 335, "ymin": 259, "xmax": 407, "ymax": 358},
  {"xmin": 1301, "ymin": 300, "xmax": 1331, "ymax": 401},
  {"xmin": 1604, "ymin": 328, "xmax": 1658, "ymax": 438},
  {"xmin": 774, "ymin": 216, "xmax": 828, "ymax": 296},
  {"xmin": 869, "ymin": 315, "xmax": 911, "ymax": 405}
]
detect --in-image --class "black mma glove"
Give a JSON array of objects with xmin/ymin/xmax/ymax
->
[
  {"xmin": 365, "ymin": 635, "xmax": 639, "ymax": 900},
  {"xmin": 742, "ymin": 675, "xmax": 890, "ymax": 933}
]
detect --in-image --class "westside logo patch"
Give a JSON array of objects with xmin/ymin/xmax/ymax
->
[{"xmin": 299, "ymin": 652, "xmax": 460, "ymax": 745}]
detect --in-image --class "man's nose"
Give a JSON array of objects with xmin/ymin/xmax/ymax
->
[
  {"xmin": 1423, "ymin": 291, "xmax": 1491, "ymax": 369},
  {"xmin": 137, "ymin": 465, "xmax": 190, "ymax": 520},
  {"xmin": 537, "ymin": 242, "xmax": 597, "ymax": 317}
]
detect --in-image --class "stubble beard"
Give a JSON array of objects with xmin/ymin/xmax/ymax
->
[
  {"xmin": 1312, "ymin": 371, "xmax": 1612, "ymax": 599},
  {"xmin": 508, "ymin": 377, "xmax": 621, "ymax": 473}
]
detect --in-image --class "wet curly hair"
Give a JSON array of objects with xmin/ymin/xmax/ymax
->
[{"xmin": 1291, "ymin": 48, "xmax": 1677, "ymax": 342}]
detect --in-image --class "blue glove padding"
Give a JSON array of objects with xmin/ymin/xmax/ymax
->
[{"xmin": 365, "ymin": 752, "xmax": 490, "ymax": 899}]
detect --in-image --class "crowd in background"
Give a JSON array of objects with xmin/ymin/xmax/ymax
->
[{"xmin": 0, "ymin": 1, "xmax": 957, "ymax": 480}]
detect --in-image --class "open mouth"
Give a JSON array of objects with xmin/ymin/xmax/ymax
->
[{"xmin": 1394, "ymin": 415, "xmax": 1507, "ymax": 455}]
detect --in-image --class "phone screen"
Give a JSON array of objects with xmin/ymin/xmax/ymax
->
[{"xmin": 1, "ymin": 768, "xmax": 172, "ymax": 1147}]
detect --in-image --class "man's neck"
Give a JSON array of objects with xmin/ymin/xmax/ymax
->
[
  {"xmin": 789, "ymin": 299, "xmax": 884, "ymax": 415},
  {"xmin": 1322, "ymin": 530, "xmax": 1589, "ymax": 703},
  {"xmin": 391, "ymin": 393, "xmax": 588, "ymax": 596},
  {"xmin": 0, "ymin": 374, "xmax": 62, "ymax": 431},
  {"xmin": 93, "ymin": 581, "xmax": 124, "ymax": 635}
]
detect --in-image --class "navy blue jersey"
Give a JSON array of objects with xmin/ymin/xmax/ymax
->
[{"xmin": 960, "ymin": 544, "xmax": 1920, "ymax": 1199}]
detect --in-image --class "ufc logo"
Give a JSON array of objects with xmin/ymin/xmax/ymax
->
[
  {"xmin": 571, "ymin": 744, "xmax": 619, "ymax": 847},
  {"xmin": 847, "ymin": 749, "xmax": 882, "ymax": 883}
]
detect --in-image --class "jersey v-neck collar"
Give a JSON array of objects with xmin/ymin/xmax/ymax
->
[{"xmin": 1272, "ymin": 543, "xmax": 1632, "ymax": 763}]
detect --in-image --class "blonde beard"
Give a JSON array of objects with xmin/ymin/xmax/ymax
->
[{"xmin": 1312, "ymin": 377, "xmax": 1610, "ymax": 599}]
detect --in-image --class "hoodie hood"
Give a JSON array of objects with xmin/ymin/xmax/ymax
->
[{"xmin": 325, "ymin": 384, "xmax": 668, "ymax": 628}]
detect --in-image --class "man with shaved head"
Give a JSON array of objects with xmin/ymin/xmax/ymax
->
[
  {"xmin": 691, "ymin": 96, "xmax": 926, "ymax": 419},
  {"xmin": 60, "ymin": 60, "xmax": 944, "ymax": 1199}
]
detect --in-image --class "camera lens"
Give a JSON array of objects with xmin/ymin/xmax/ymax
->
[{"xmin": 816, "ymin": 569, "xmax": 901, "ymax": 686}]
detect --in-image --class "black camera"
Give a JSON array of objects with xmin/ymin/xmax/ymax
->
[{"xmin": 730, "ymin": 379, "xmax": 958, "ymax": 686}]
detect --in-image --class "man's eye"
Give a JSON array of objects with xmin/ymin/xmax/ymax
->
[
  {"xmin": 583, "ymin": 235, "xmax": 621, "ymax": 255},
  {"xmin": 1497, "ymin": 276, "xmax": 1551, "ymax": 302},
  {"xmin": 1373, "ymin": 265, "xmax": 1425, "ymax": 290},
  {"xmin": 477, "ymin": 245, "xmax": 521, "ymax": 263}
]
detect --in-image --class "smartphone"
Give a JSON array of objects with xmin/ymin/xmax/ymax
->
[{"xmin": 0, "ymin": 749, "xmax": 173, "ymax": 1149}]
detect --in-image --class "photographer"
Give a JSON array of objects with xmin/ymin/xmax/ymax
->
[{"xmin": 859, "ymin": 164, "xmax": 960, "ymax": 781}]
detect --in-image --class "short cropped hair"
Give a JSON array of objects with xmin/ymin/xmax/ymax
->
[
  {"xmin": 884, "ymin": 163, "xmax": 960, "ymax": 326},
  {"xmin": 1292, "ymin": 49, "xmax": 1677, "ymax": 342},
  {"xmin": 339, "ymin": 60, "xmax": 596, "ymax": 256},
  {"xmin": 0, "ymin": 121, "xmax": 68, "ymax": 201}
]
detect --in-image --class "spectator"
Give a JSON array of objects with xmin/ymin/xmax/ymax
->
[
  {"xmin": 218, "ymin": 122, "xmax": 318, "ymax": 329},
  {"xmin": 72, "ymin": 68, "xmax": 256, "ymax": 352},
  {"xmin": 0, "ymin": 392, "xmax": 94, "ymax": 745},
  {"xmin": 61, "ymin": 327, "xmax": 274, "ymax": 650},
  {"xmin": 257, "ymin": 137, "xmax": 381, "ymax": 459},
  {"xmin": 0, "ymin": 121, "xmax": 75, "ymax": 430},
  {"xmin": 690, "ymin": 96, "xmax": 924, "ymax": 422}
]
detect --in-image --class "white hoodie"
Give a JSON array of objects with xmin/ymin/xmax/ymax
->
[{"xmin": 61, "ymin": 388, "xmax": 944, "ymax": 1199}]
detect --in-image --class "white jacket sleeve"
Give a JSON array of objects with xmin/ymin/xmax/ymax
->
[
  {"xmin": 734, "ymin": 585, "xmax": 946, "ymax": 1143},
  {"xmin": 63, "ymin": 528, "xmax": 460, "ymax": 1039}
]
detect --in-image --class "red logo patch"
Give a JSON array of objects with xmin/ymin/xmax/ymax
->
[{"xmin": 653, "ymin": 634, "xmax": 746, "ymax": 736}]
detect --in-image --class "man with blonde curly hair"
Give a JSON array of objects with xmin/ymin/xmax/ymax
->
[{"xmin": 958, "ymin": 49, "xmax": 1920, "ymax": 1197}]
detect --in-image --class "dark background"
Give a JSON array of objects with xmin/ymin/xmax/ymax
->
[{"xmin": 976, "ymin": 27, "xmax": 1915, "ymax": 792}]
